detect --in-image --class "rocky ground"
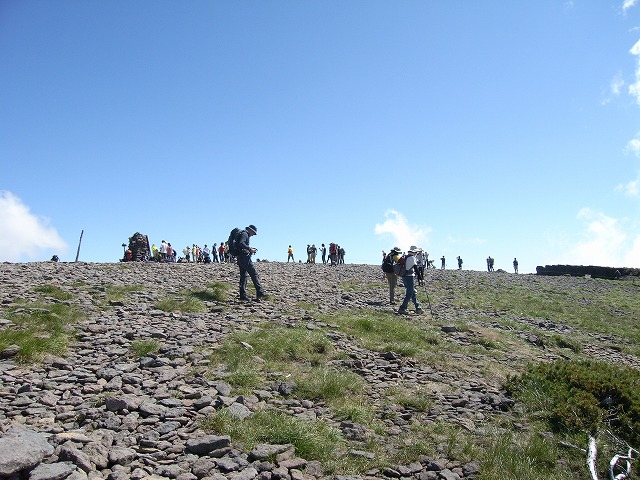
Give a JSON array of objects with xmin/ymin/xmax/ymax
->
[{"xmin": 0, "ymin": 261, "xmax": 638, "ymax": 480}]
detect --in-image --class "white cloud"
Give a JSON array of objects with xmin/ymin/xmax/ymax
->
[
  {"xmin": 615, "ymin": 177, "xmax": 640, "ymax": 196},
  {"xmin": 629, "ymin": 39, "xmax": 640, "ymax": 104},
  {"xmin": 374, "ymin": 209, "xmax": 431, "ymax": 252},
  {"xmin": 602, "ymin": 72, "xmax": 624, "ymax": 104},
  {"xmin": 0, "ymin": 191, "xmax": 68, "ymax": 262},
  {"xmin": 623, "ymin": 0, "xmax": 638, "ymax": 13},
  {"xmin": 564, "ymin": 208, "xmax": 640, "ymax": 267},
  {"xmin": 627, "ymin": 136, "xmax": 640, "ymax": 157}
]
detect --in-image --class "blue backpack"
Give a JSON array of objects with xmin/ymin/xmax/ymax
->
[{"xmin": 227, "ymin": 228, "xmax": 242, "ymax": 256}]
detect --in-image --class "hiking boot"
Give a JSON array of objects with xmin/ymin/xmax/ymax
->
[
  {"xmin": 256, "ymin": 293, "xmax": 268, "ymax": 301},
  {"xmin": 416, "ymin": 308, "xmax": 424, "ymax": 315},
  {"xmin": 397, "ymin": 308, "xmax": 408, "ymax": 315},
  {"xmin": 239, "ymin": 295, "xmax": 250, "ymax": 302}
]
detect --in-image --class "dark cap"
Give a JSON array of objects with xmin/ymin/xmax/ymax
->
[{"xmin": 247, "ymin": 225, "xmax": 257, "ymax": 235}]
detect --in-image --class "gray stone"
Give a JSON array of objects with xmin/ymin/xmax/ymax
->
[
  {"xmin": 0, "ymin": 426, "xmax": 54, "ymax": 476},
  {"xmin": 248, "ymin": 444, "xmax": 294, "ymax": 461},
  {"xmin": 28, "ymin": 462, "xmax": 77, "ymax": 480},
  {"xmin": 108, "ymin": 446, "xmax": 136, "ymax": 466},
  {"xmin": 185, "ymin": 435, "xmax": 231, "ymax": 455},
  {"xmin": 58, "ymin": 445, "xmax": 93, "ymax": 473}
]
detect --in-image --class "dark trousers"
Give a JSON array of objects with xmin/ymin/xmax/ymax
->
[{"xmin": 238, "ymin": 253, "xmax": 264, "ymax": 298}]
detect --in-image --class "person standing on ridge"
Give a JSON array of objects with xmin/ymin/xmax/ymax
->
[
  {"xmin": 513, "ymin": 258, "xmax": 519, "ymax": 274},
  {"xmin": 236, "ymin": 225, "xmax": 267, "ymax": 301},
  {"xmin": 398, "ymin": 247, "xmax": 423, "ymax": 315},
  {"xmin": 287, "ymin": 245, "xmax": 294, "ymax": 262},
  {"xmin": 382, "ymin": 247, "xmax": 401, "ymax": 305}
]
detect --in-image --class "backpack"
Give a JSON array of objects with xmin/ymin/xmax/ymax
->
[
  {"xmin": 381, "ymin": 253, "xmax": 395, "ymax": 273},
  {"xmin": 227, "ymin": 228, "xmax": 242, "ymax": 256},
  {"xmin": 393, "ymin": 255, "xmax": 408, "ymax": 276}
]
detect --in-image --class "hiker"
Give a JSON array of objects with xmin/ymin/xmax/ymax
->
[
  {"xmin": 398, "ymin": 247, "xmax": 423, "ymax": 315},
  {"xmin": 338, "ymin": 245, "xmax": 345, "ymax": 264},
  {"xmin": 329, "ymin": 243, "xmax": 337, "ymax": 265},
  {"xmin": 486, "ymin": 256, "xmax": 491, "ymax": 272},
  {"xmin": 457, "ymin": 256, "xmax": 463, "ymax": 270},
  {"xmin": 218, "ymin": 242, "xmax": 225, "ymax": 263},
  {"xmin": 382, "ymin": 246, "xmax": 401, "ymax": 305},
  {"xmin": 310, "ymin": 244, "xmax": 317, "ymax": 263},
  {"xmin": 212, "ymin": 243, "xmax": 219, "ymax": 263},
  {"xmin": 320, "ymin": 244, "xmax": 327, "ymax": 264},
  {"xmin": 236, "ymin": 225, "xmax": 267, "ymax": 301},
  {"xmin": 513, "ymin": 258, "xmax": 519, "ymax": 274},
  {"xmin": 287, "ymin": 245, "xmax": 294, "ymax": 262},
  {"xmin": 415, "ymin": 248, "xmax": 425, "ymax": 285},
  {"xmin": 441, "ymin": 255, "xmax": 445, "ymax": 269}
]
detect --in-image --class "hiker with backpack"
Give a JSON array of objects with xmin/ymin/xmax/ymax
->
[
  {"xmin": 382, "ymin": 246, "xmax": 402, "ymax": 305},
  {"xmin": 229, "ymin": 225, "xmax": 267, "ymax": 301},
  {"xmin": 396, "ymin": 246, "xmax": 423, "ymax": 315}
]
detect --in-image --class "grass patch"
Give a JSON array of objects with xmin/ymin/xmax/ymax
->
[
  {"xmin": 155, "ymin": 295, "xmax": 207, "ymax": 313},
  {"xmin": 105, "ymin": 283, "xmax": 144, "ymax": 303},
  {"xmin": 33, "ymin": 284, "xmax": 73, "ymax": 301},
  {"xmin": 0, "ymin": 302, "xmax": 82, "ymax": 362},
  {"xmin": 189, "ymin": 282, "xmax": 230, "ymax": 302},
  {"xmin": 130, "ymin": 339, "xmax": 161, "ymax": 357},
  {"xmin": 202, "ymin": 408, "xmax": 344, "ymax": 467},
  {"xmin": 479, "ymin": 430, "xmax": 575, "ymax": 480},
  {"xmin": 322, "ymin": 309, "xmax": 439, "ymax": 357},
  {"xmin": 155, "ymin": 284, "xmax": 230, "ymax": 312},
  {"xmin": 452, "ymin": 279, "xmax": 640, "ymax": 354}
]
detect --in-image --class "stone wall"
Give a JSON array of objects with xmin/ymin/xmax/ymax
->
[{"xmin": 536, "ymin": 264, "xmax": 640, "ymax": 279}]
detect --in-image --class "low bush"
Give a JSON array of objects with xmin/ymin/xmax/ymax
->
[{"xmin": 507, "ymin": 359, "xmax": 640, "ymax": 446}]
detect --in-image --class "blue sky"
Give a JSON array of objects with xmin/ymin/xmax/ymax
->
[{"xmin": 1, "ymin": 1, "xmax": 640, "ymax": 273}]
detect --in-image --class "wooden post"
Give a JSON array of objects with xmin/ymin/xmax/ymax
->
[{"xmin": 75, "ymin": 230, "xmax": 84, "ymax": 262}]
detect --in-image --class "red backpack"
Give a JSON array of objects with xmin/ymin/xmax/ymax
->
[{"xmin": 393, "ymin": 255, "xmax": 408, "ymax": 276}]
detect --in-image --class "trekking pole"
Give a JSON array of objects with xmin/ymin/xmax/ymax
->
[{"xmin": 422, "ymin": 283, "xmax": 435, "ymax": 318}]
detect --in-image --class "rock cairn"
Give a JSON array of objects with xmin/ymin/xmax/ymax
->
[
  {"xmin": 0, "ymin": 262, "xmax": 636, "ymax": 479},
  {"xmin": 126, "ymin": 233, "xmax": 150, "ymax": 262}
]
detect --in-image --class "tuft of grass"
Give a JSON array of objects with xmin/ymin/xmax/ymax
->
[
  {"xmin": 0, "ymin": 302, "xmax": 82, "ymax": 362},
  {"xmin": 479, "ymin": 430, "xmax": 574, "ymax": 480},
  {"xmin": 105, "ymin": 284, "xmax": 144, "ymax": 303},
  {"xmin": 323, "ymin": 309, "xmax": 439, "ymax": 357},
  {"xmin": 33, "ymin": 285, "xmax": 73, "ymax": 301},
  {"xmin": 190, "ymin": 282, "xmax": 230, "ymax": 302},
  {"xmin": 295, "ymin": 366, "xmax": 366, "ymax": 402},
  {"xmin": 155, "ymin": 295, "xmax": 207, "ymax": 313},
  {"xmin": 130, "ymin": 339, "xmax": 161, "ymax": 357},
  {"xmin": 202, "ymin": 408, "xmax": 344, "ymax": 467},
  {"xmin": 393, "ymin": 387, "xmax": 433, "ymax": 412}
]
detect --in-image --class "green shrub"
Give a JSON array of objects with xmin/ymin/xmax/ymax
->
[{"xmin": 507, "ymin": 360, "xmax": 640, "ymax": 445}]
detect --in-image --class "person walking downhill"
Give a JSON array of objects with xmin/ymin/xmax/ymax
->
[
  {"xmin": 398, "ymin": 247, "xmax": 423, "ymax": 315},
  {"xmin": 236, "ymin": 225, "xmax": 267, "ymax": 301}
]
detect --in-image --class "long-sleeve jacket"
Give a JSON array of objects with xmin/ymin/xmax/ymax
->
[{"xmin": 237, "ymin": 230, "xmax": 252, "ymax": 255}]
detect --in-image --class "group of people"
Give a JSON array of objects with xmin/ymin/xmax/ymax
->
[
  {"xmin": 148, "ymin": 241, "xmax": 241, "ymax": 264},
  {"xmin": 287, "ymin": 243, "xmax": 346, "ymax": 265},
  {"xmin": 382, "ymin": 248, "xmax": 522, "ymax": 315},
  {"xmin": 382, "ymin": 246, "xmax": 424, "ymax": 315},
  {"xmin": 183, "ymin": 242, "xmax": 237, "ymax": 264}
]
